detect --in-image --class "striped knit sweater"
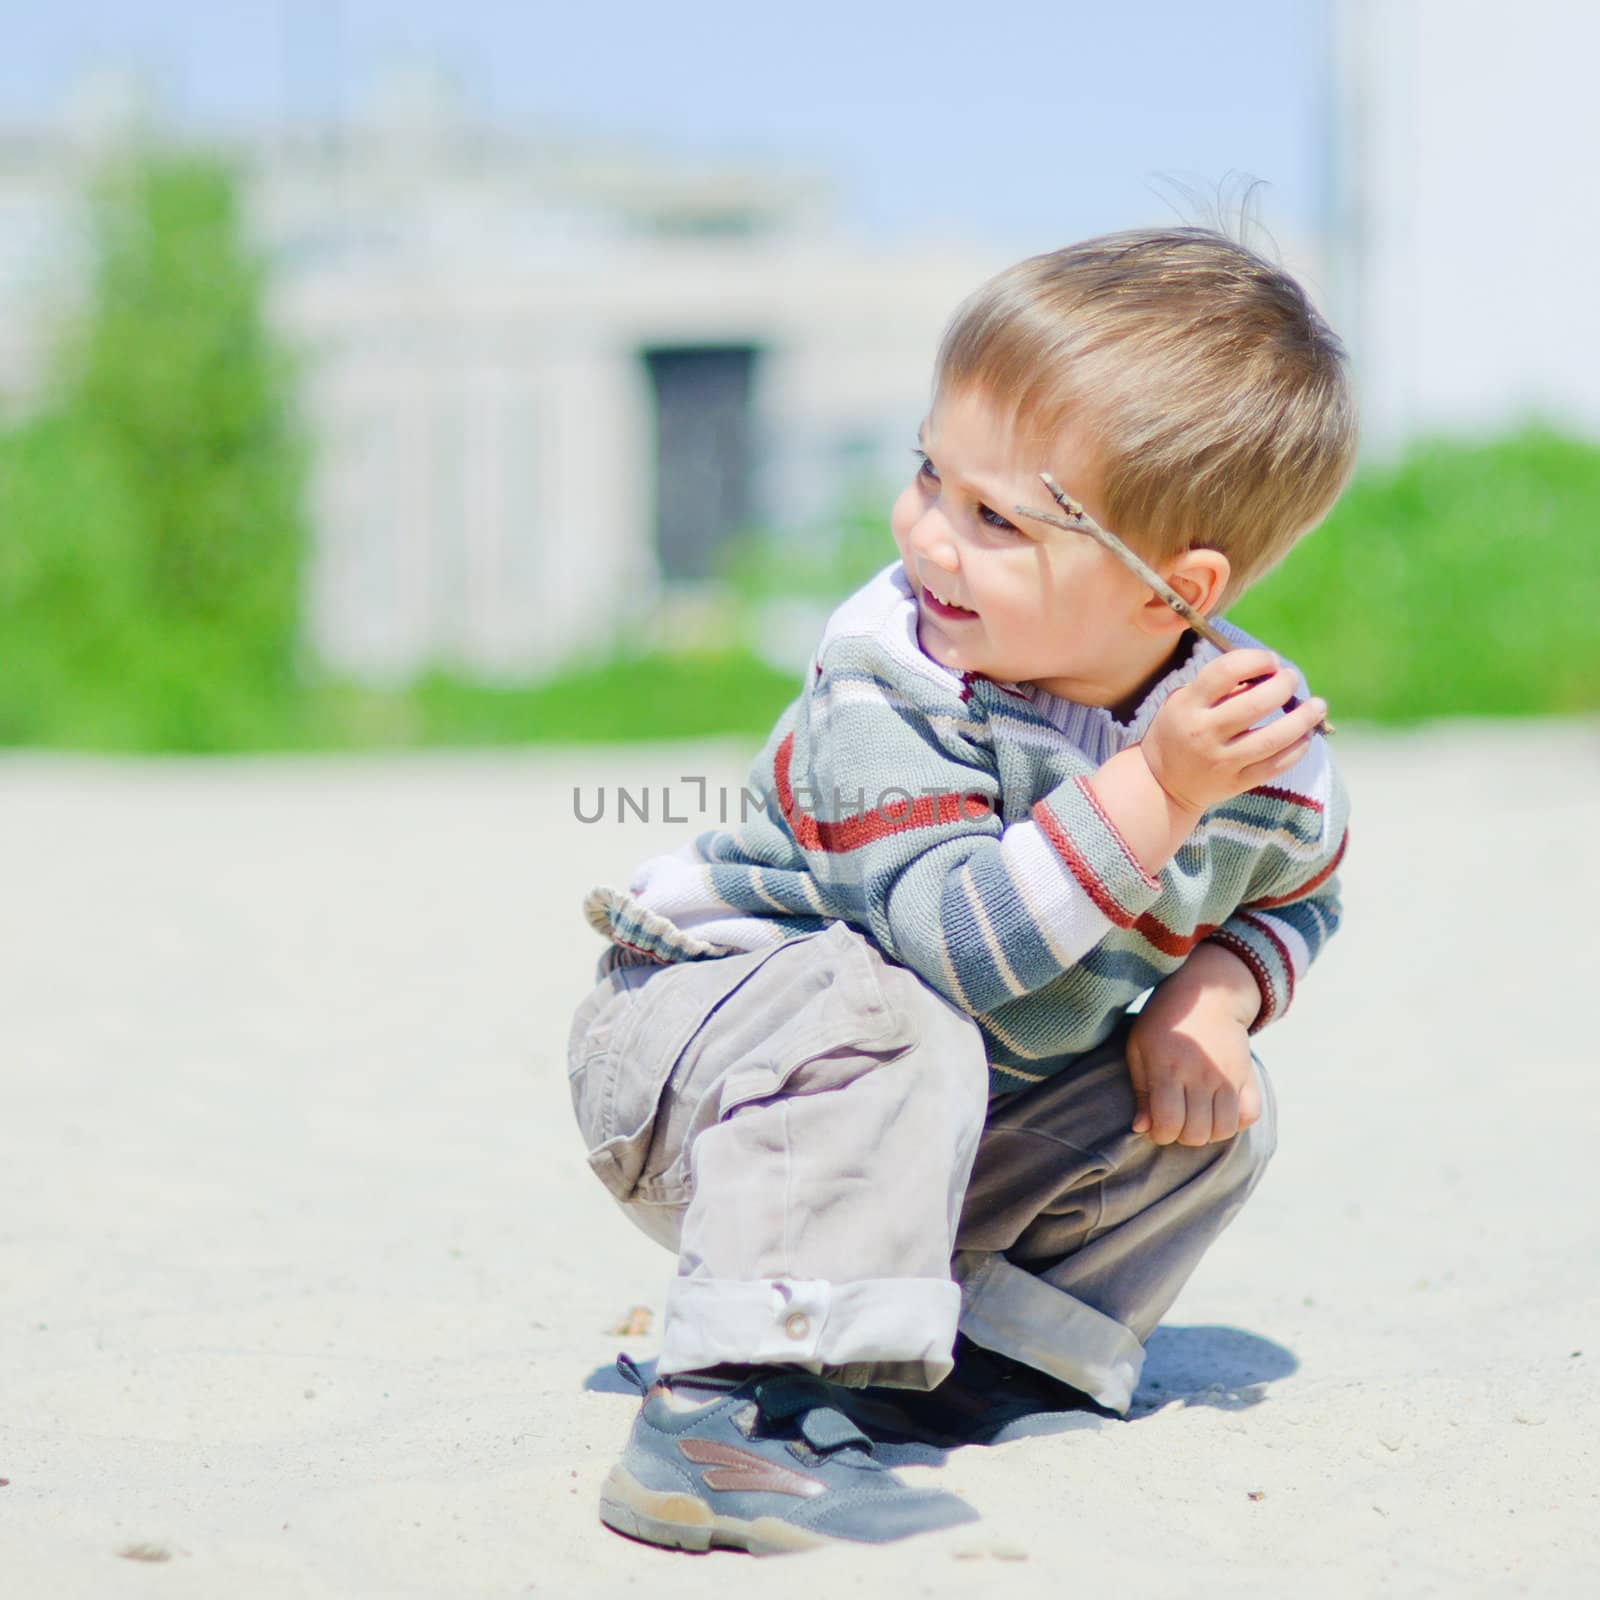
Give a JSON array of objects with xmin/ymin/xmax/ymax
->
[{"xmin": 583, "ymin": 560, "xmax": 1349, "ymax": 1096}]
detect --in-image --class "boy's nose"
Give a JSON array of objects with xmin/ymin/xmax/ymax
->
[{"xmin": 908, "ymin": 511, "xmax": 960, "ymax": 571}]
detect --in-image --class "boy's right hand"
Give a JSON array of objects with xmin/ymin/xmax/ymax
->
[{"xmin": 1141, "ymin": 649, "xmax": 1327, "ymax": 815}]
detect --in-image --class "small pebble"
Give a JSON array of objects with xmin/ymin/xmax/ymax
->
[
  {"xmin": 118, "ymin": 1544, "xmax": 170, "ymax": 1563},
  {"xmin": 608, "ymin": 1306, "xmax": 654, "ymax": 1337}
]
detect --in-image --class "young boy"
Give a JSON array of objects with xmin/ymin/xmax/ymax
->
[{"xmin": 567, "ymin": 227, "xmax": 1355, "ymax": 1555}]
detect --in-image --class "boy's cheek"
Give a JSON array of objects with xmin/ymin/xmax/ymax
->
[{"xmin": 889, "ymin": 490, "xmax": 917, "ymax": 570}]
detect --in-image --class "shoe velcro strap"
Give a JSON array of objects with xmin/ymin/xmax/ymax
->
[
  {"xmin": 751, "ymin": 1376, "xmax": 870, "ymax": 1450},
  {"xmin": 751, "ymin": 1373, "xmax": 833, "ymax": 1419},
  {"xmin": 797, "ymin": 1405, "xmax": 872, "ymax": 1454}
]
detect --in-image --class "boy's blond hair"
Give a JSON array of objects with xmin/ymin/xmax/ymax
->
[{"xmin": 933, "ymin": 227, "xmax": 1359, "ymax": 613}]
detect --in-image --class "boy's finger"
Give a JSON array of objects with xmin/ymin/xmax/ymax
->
[
  {"xmin": 1130, "ymin": 1088, "xmax": 1152, "ymax": 1135},
  {"xmin": 1147, "ymin": 1080, "xmax": 1187, "ymax": 1145},
  {"xmin": 1206, "ymin": 1084, "xmax": 1240, "ymax": 1144},
  {"xmin": 1213, "ymin": 669, "xmax": 1302, "ymax": 733},
  {"xmin": 1238, "ymin": 1070, "xmax": 1263, "ymax": 1128},
  {"xmin": 1229, "ymin": 696, "xmax": 1328, "ymax": 768},
  {"xmin": 1125, "ymin": 1039, "xmax": 1151, "ymax": 1133},
  {"xmin": 1243, "ymin": 730, "xmax": 1316, "ymax": 782},
  {"xmin": 1196, "ymin": 648, "xmax": 1280, "ymax": 701},
  {"xmin": 1178, "ymin": 1087, "xmax": 1217, "ymax": 1147}
]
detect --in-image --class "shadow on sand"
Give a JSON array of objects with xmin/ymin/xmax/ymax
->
[
  {"xmin": 581, "ymin": 1324, "xmax": 1296, "ymax": 1460},
  {"xmin": 1131, "ymin": 1324, "xmax": 1298, "ymax": 1415}
]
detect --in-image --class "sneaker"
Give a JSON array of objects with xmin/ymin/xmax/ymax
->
[
  {"xmin": 598, "ymin": 1353, "xmax": 980, "ymax": 1555},
  {"xmin": 839, "ymin": 1332, "xmax": 1120, "ymax": 1447}
]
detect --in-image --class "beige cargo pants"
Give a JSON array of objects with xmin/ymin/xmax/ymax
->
[{"xmin": 566, "ymin": 919, "xmax": 1276, "ymax": 1414}]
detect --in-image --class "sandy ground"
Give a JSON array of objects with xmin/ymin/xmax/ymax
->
[{"xmin": 2, "ymin": 720, "xmax": 1598, "ymax": 1598}]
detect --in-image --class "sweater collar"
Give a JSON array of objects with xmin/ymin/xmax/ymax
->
[{"xmin": 969, "ymin": 625, "xmax": 1235, "ymax": 754}]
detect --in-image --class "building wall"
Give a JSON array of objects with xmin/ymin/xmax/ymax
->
[
  {"xmin": 3, "ymin": 68, "xmax": 1356, "ymax": 684},
  {"xmin": 0, "ymin": 79, "xmax": 1005, "ymax": 683},
  {"xmin": 1332, "ymin": 0, "xmax": 1600, "ymax": 455},
  {"xmin": 274, "ymin": 237, "xmax": 1002, "ymax": 682}
]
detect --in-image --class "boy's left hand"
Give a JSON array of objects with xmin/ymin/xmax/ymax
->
[{"xmin": 1125, "ymin": 947, "xmax": 1263, "ymax": 1146}]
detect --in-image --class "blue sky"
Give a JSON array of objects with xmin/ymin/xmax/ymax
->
[{"xmin": 0, "ymin": 0, "xmax": 1334, "ymax": 251}]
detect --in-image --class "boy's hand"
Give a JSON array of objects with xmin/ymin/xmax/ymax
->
[
  {"xmin": 1125, "ymin": 945, "xmax": 1263, "ymax": 1146},
  {"xmin": 1141, "ymin": 649, "xmax": 1327, "ymax": 815}
]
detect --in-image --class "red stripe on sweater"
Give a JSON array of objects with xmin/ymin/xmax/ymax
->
[
  {"xmin": 773, "ymin": 731, "xmax": 991, "ymax": 854},
  {"xmin": 1246, "ymin": 826, "xmax": 1349, "ymax": 910},
  {"xmin": 1245, "ymin": 783, "xmax": 1324, "ymax": 813},
  {"xmin": 610, "ymin": 935, "xmax": 673, "ymax": 965},
  {"xmin": 1131, "ymin": 915, "xmax": 1225, "ymax": 958},
  {"xmin": 1031, "ymin": 799, "xmax": 1139, "ymax": 928},
  {"xmin": 1238, "ymin": 910, "xmax": 1296, "ymax": 1014},
  {"xmin": 1073, "ymin": 776, "xmax": 1162, "ymax": 891}
]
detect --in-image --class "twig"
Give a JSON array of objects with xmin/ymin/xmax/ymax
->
[{"xmin": 1014, "ymin": 472, "xmax": 1334, "ymax": 737}]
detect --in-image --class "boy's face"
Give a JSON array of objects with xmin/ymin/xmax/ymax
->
[{"xmin": 890, "ymin": 384, "xmax": 1186, "ymax": 717}]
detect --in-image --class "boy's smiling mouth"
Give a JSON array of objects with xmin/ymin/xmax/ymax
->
[{"xmin": 921, "ymin": 582, "xmax": 978, "ymax": 620}]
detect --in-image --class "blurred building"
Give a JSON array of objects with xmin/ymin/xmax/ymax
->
[
  {"xmin": 0, "ymin": 68, "xmax": 1008, "ymax": 683},
  {"xmin": 1330, "ymin": 0, "xmax": 1600, "ymax": 455}
]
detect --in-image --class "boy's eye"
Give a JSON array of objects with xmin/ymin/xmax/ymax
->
[{"xmin": 910, "ymin": 447, "xmax": 1018, "ymax": 532}]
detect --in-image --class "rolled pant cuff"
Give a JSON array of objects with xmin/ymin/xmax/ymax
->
[
  {"xmin": 658, "ymin": 1275, "xmax": 962, "ymax": 1390},
  {"xmin": 952, "ymin": 1249, "xmax": 1144, "ymax": 1414}
]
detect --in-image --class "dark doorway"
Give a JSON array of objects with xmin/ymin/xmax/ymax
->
[{"xmin": 641, "ymin": 345, "xmax": 759, "ymax": 582}]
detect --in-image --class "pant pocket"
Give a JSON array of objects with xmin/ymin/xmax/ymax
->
[
  {"xmin": 572, "ymin": 922, "xmax": 915, "ymax": 1210},
  {"xmin": 709, "ymin": 920, "xmax": 915, "ymax": 1119},
  {"xmin": 568, "ymin": 967, "xmax": 643, "ymax": 1186},
  {"xmin": 567, "ymin": 939, "xmax": 811, "ymax": 1207},
  {"xmin": 636, "ymin": 921, "xmax": 920, "ymax": 1214}
]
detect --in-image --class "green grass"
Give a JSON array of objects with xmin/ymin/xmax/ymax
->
[{"xmin": 306, "ymin": 650, "xmax": 805, "ymax": 749}]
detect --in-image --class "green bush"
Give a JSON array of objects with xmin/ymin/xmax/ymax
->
[
  {"xmin": 1231, "ymin": 424, "xmax": 1600, "ymax": 722},
  {"xmin": 703, "ymin": 427, "xmax": 1600, "ymax": 732},
  {"xmin": 0, "ymin": 150, "xmax": 311, "ymax": 751}
]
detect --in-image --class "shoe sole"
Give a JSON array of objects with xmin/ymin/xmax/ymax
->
[{"xmin": 598, "ymin": 1463, "xmax": 833, "ymax": 1556}]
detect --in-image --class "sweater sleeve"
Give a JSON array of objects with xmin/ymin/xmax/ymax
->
[
  {"xmin": 781, "ymin": 631, "xmax": 1167, "ymax": 1015},
  {"xmin": 1201, "ymin": 741, "xmax": 1351, "ymax": 1035}
]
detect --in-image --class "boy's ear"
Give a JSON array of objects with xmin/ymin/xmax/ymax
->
[{"xmin": 1139, "ymin": 548, "xmax": 1230, "ymax": 631}]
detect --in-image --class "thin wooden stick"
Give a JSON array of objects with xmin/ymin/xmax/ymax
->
[{"xmin": 1014, "ymin": 472, "xmax": 1335, "ymax": 737}]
